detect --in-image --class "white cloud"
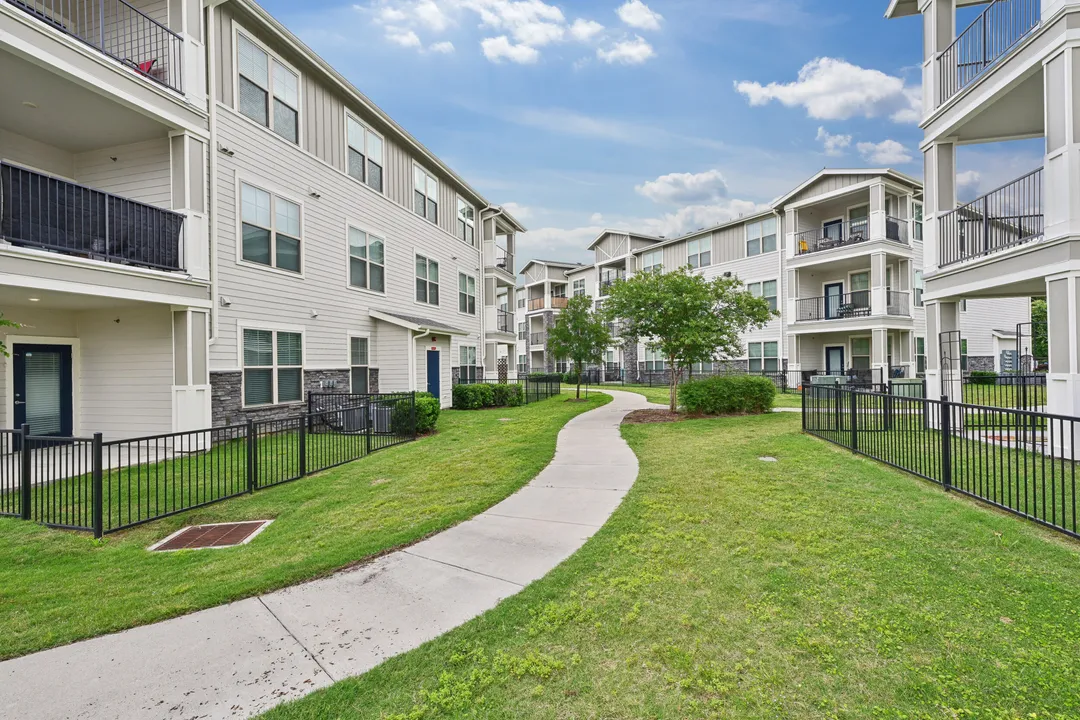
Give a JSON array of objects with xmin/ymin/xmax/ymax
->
[
  {"xmin": 415, "ymin": 0, "xmax": 451, "ymax": 31},
  {"xmin": 502, "ymin": 201, "xmax": 532, "ymax": 219},
  {"xmin": 429, "ymin": 40, "xmax": 456, "ymax": 53},
  {"xmin": 378, "ymin": 6, "xmax": 408, "ymax": 23},
  {"xmin": 735, "ymin": 57, "xmax": 922, "ymax": 124},
  {"xmin": 570, "ymin": 18, "xmax": 604, "ymax": 41},
  {"xmin": 636, "ymin": 170, "xmax": 730, "ymax": 205},
  {"xmin": 816, "ymin": 127, "xmax": 851, "ymax": 157},
  {"xmin": 597, "ymin": 36, "xmax": 655, "ymax": 65},
  {"xmin": 386, "ymin": 27, "xmax": 422, "ymax": 47},
  {"xmin": 856, "ymin": 139, "xmax": 914, "ymax": 165},
  {"xmin": 956, "ymin": 170, "xmax": 982, "ymax": 201},
  {"xmin": 590, "ymin": 212, "xmax": 604, "ymax": 223},
  {"xmin": 481, "ymin": 35, "xmax": 540, "ymax": 63},
  {"xmin": 616, "ymin": 0, "xmax": 663, "ymax": 31},
  {"xmin": 639, "ymin": 200, "xmax": 767, "ymax": 238}
]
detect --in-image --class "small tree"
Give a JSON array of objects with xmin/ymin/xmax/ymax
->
[
  {"xmin": 0, "ymin": 312, "xmax": 20, "ymax": 358},
  {"xmin": 603, "ymin": 268, "xmax": 776, "ymax": 412},
  {"xmin": 546, "ymin": 294, "xmax": 611, "ymax": 399}
]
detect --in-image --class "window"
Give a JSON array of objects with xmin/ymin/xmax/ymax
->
[
  {"xmin": 243, "ymin": 329, "xmax": 302, "ymax": 406},
  {"xmin": 960, "ymin": 299, "xmax": 968, "ymax": 312},
  {"xmin": 746, "ymin": 217, "xmax": 777, "ymax": 257},
  {"xmin": 961, "ymin": 338, "xmax": 969, "ymax": 372},
  {"xmin": 237, "ymin": 33, "xmax": 298, "ymax": 143},
  {"xmin": 517, "ymin": 354, "xmax": 527, "ymax": 374},
  {"xmin": 458, "ymin": 273, "xmax": 477, "ymax": 315},
  {"xmin": 346, "ymin": 116, "xmax": 384, "ymax": 192},
  {"xmin": 914, "ymin": 270, "xmax": 924, "ymax": 307},
  {"xmin": 687, "ymin": 238, "xmax": 711, "ymax": 269},
  {"xmin": 460, "ymin": 346, "xmax": 477, "ymax": 382},
  {"xmin": 348, "ymin": 227, "xmax": 385, "ymax": 292},
  {"xmin": 645, "ymin": 348, "xmax": 666, "ymax": 372},
  {"xmin": 456, "ymin": 198, "xmax": 475, "ymax": 246},
  {"xmin": 414, "ymin": 166, "xmax": 438, "ymax": 223},
  {"xmin": 517, "ymin": 295, "xmax": 525, "ymax": 309},
  {"xmin": 552, "ymin": 284, "xmax": 567, "ymax": 298},
  {"xmin": 913, "ymin": 202, "xmax": 924, "ymax": 241},
  {"xmin": 241, "ymin": 183, "xmax": 301, "ymax": 272},
  {"xmin": 916, "ymin": 336, "xmax": 926, "ymax": 376},
  {"xmin": 851, "ymin": 337, "xmax": 871, "ymax": 370},
  {"xmin": 748, "ymin": 342, "xmax": 779, "ymax": 373},
  {"xmin": 517, "ymin": 322, "xmax": 526, "ymax": 339},
  {"xmin": 642, "ymin": 250, "xmax": 663, "ymax": 274},
  {"xmin": 850, "ymin": 271, "xmax": 870, "ymax": 308},
  {"xmin": 692, "ymin": 361, "xmax": 714, "ymax": 374},
  {"xmin": 573, "ymin": 279, "xmax": 586, "ymax": 296},
  {"xmin": 747, "ymin": 280, "xmax": 778, "ymax": 313},
  {"xmin": 849, "ymin": 205, "xmax": 869, "ymax": 234},
  {"xmin": 350, "ymin": 337, "xmax": 369, "ymax": 392},
  {"xmin": 415, "ymin": 255, "xmax": 440, "ymax": 305},
  {"xmin": 556, "ymin": 360, "xmax": 569, "ymax": 374}
]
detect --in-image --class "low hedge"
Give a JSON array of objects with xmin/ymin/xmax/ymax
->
[
  {"xmin": 679, "ymin": 375, "xmax": 776, "ymax": 415},
  {"xmin": 968, "ymin": 371, "xmax": 998, "ymax": 385},
  {"xmin": 453, "ymin": 383, "xmax": 526, "ymax": 409},
  {"xmin": 492, "ymin": 383, "xmax": 524, "ymax": 407},
  {"xmin": 391, "ymin": 392, "xmax": 440, "ymax": 435},
  {"xmin": 527, "ymin": 373, "xmax": 563, "ymax": 383}
]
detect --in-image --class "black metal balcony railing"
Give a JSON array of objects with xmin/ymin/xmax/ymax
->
[
  {"xmin": 938, "ymin": 0, "xmax": 1039, "ymax": 106},
  {"xmin": 887, "ymin": 290, "xmax": 910, "ymax": 317},
  {"xmin": 7, "ymin": 0, "xmax": 185, "ymax": 94},
  {"xmin": 885, "ymin": 216, "xmax": 909, "ymax": 245},
  {"xmin": 528, "ymin": 297, "xmax": 545, "ymax": 311},
  {"xmin": 530, "ymin": 332, "xmax": 546, "ymax": 346},
  {"xmin": 607, "ymin": 321, "xmax": 626, "ymax": 337},
  {"xmin": 796, "ymin": 291, "xmax": 871, "ymax": 321},
  {"xmin": 494, "ymin": 246, "xmax": 514, "ymax": 274},
  {"xmin": 0, "ymin": 162, "xmax": 185, "ymax": 272},
  {"xmin": 496, "ymin": 309, "xmax": 513, "ymax": 333},
  {"xmin": 795, "ymin": 219, "xmax": 870, "ymax": 255},
  {"xmin": 938, "ymin": 167, "xmax": 1043, "ymax": 268}
]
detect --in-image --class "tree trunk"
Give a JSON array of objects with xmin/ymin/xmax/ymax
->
[
  {"xmin": 576, "ymin": 381, "xmax": 581, "ymax": 399},
  {"xmin": 669, "ymin": 358, "xmax": 678, "ymax": 413}
]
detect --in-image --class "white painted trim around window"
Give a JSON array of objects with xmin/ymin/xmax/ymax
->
[
  {"xmin": 233, "ymin": 172, "xmax": 307, "ymax": 279},
  {"xmin": 231, "ymin": 21, "xmax": 304, "ymax": 146},
  {"xmin": 343, "ymin": 219, "xmax": 388, "ymax": 297}
]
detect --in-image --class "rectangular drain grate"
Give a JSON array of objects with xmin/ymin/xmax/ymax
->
[{"xmin": 149, "ymin": 520, "xmax": 273, "ymax": 551}]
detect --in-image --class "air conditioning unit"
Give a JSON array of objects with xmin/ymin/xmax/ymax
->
[
  {"xmin": 810, "ymin": 375, "xmax": 848, "ymax": 386},
  {"xmin": 369, "ymin": 404, "xmax": 393, "ymax": 433},
  {"xmin": 342, "ymin": 407, "xmax": 367, "ymax": 433}
]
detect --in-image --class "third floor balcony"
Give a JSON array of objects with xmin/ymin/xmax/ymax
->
[
  {"xmin": 938, "ymin": 167, "xmax": 1043, "ymax": 268},
  {"xmin": 795, "ymin": 217, "xmax": 910, "ymax": 256}
]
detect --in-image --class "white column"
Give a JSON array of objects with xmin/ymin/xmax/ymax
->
[
  {"xmin": 1045, "ymin": 272, "xmax": 1080, "ymax": 417},
  {"xmin": 920, "ymin": 0, "xmax": 956, "ymax": 116},
  {"xmin": 925, "ymin": 300, "xmax": 963, "ymax": 401},
  {"xmin": 870, "ymin": 252, "xmax": 888, "ymax": 317},
  {"xmin": 1043, "ymin": 47, "xmax": 1080, "ymax": 243},
  {"xmin": 871, "ymin": 328, "xmax": 889, "ymax": 383},
  {"xmin": 170, "ymin": 132, "xmax": 210, "ymax": 281},
  {"xmin": 922, "ymin": 140, "xmax": 956, "ymax": 278}
]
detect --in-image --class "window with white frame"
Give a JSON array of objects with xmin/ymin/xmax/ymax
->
[
  {"xmin": 913, "ymin": 201, "xmax": 923, "ymax": 241},
  {"xmin": 748, "ymin": 341, "xmax": 779, "ymax": 373},
  {"xmin": 456, "ymin": 198, "xmax": 475, "ymax": 246},
  {"xmin": 350, "ymin": 337, "xmax": 369, "ymax": 392},
  {"xmin": 747, "ymin": 280, "xmax": 778, "ymax": 312},
  {"xmin": 458, "ymin": 272, "xmax": 477, "ymax": 315},
  {"xmin": 517, "ymin": 354, "xmax": 527, "ymax": 373},
  {"xmin": 573, "ymin": 279, "xmax": 586, "ymax": 296},
  {"xmin": 746, "ymin": 217, "xmax": 778, "ymax": 257},
  {"xmin": 642, "ymin": 250, "xmax": 663, "ymax": 274},
  {"xmin": 243, "ymin": 329, "xmax": 302, "ymax": 406},
  {"xmin": 237, "ymin": 33, "xmax": 298, "ymax": 143},
  {"xmin": 916, "ymin": 336, "xmax": 926, "ymax": 376},
  {"xmin": 555, "ymin": 360, "xmax": 569, "ymax": 374},
  {"xmin": 348, "ymin": 227, "xmax": 385, "ymax": 292},
  {"xmin": 517, "ymin": 295, "xmax": 525, "ymax": 309},
  {"xmin": 460, "ymin": 346, "xmax": 477, "ymax": 382},
  {"xmin": 914, "ymin": 270, "xmax": 924, "ymax": 307},
  {"xmin": 645, "ymin": 348, "xmax": 666, "ymax": 372},
  {"xmin": 241, "ymin": 183, "xmax": 301, "ymax": 272},
  {"xmin": 692, "ymin": 361, "xmax": 714, "ymax": 374},
  {"xmin": 414, "ymin": 166, "xmax": 438, "ymax": 224},
  {"xmin": 346, "ymin": 116, "xmax": 383, "ymax": 193},
  {"xmin": 687, "ymin": 237, "xmax": 711, "ymax": 269},
  {"xmin": 851, "ymin": 337, "xmax": 871, "ymax": 370},
  {"xmin": 415, "ymin": 255, "xmax": 440, "ymax": 305}
]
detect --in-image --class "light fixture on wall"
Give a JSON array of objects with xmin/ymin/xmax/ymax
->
[{"xmin": 28, "ymin": 297, "xmax": 40, "ymax": 302}]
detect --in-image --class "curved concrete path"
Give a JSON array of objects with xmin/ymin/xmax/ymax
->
[{"xmin": 0, "ymin": 390, "xmax": 653, "ymax": 720}]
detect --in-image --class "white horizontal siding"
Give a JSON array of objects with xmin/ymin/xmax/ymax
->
[
  {"xmin": 74, "ymin": 138, "xmax": 173, "ymax": 208},
  {"xmin": 0, "ymin": 130, "xmax": 74, "ymax": 178}
]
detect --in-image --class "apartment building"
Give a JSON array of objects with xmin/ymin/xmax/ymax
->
[
  {"xmin": 514, "ymin": 259, "xmax": 584, "ymax": 374},
  {"xmin": 884, "ymin": 0, "xmax": 1079, "ymax": 414},
  {"xmin": 515, "ymin": 168, "xmax": 1030, "ymax": 384},
  {"xmin": 0, "ymin": 0, "xmax": 523, "ymax": 442}
]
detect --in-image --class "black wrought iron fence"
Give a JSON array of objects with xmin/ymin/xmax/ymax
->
[
  {"xmin": 448, "ymin": 377, "xmax": 561, "ymax": 404},
  {"xmin": 0, "ymin": 394, "xmax": 417, "ymax": 537}
]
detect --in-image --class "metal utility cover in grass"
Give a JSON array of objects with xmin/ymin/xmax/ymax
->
[{"xmin": 149, "ymin": 521, "xmax": 273, "ymax": 552}]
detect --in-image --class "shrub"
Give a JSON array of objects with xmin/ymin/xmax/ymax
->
[
  {"xmin": 528, "ymin": 373, "xmax": 563, "ymax": 383},
  {"xmin": 492, "ymin": 383, "xmax": 524, "ymax": 407},
  {"xmin": 453, "ymin": 384, "xmax": 487, "ymax": 410},
  {"xmin": 969, "ymin": 371, "xmax": 998, "ymax": 386},
  {"xmin": 391, "ymin": 394, "xmax": 441, "ymax": 435},
  {"xmin": 679, "ymin": 375, "xmax": 776, "ymax": 415}
]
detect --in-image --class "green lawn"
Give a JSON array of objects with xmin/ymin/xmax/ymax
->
[
  {"xmin": 266, "ymin": 413, "xmax": 1080, "ymax": 719},
  {"xmin": 0, "ymin": 394, "xmax": 609, "ymax": 661},
  {"xmin": 963, "ymin": 383, "xmax": 1047, "ymax": 409}
]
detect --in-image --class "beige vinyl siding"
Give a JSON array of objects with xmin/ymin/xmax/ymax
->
[
  {"xmin": 0, "ymin": 129, "xmax": 75, "ymax": 177},
  {"xmin": 662, "ymin": 240, "xmax": 687, "ymax": 271},
  {"xmin": 629, "ymin": 237, "xmax": 657, "ymax": 252},
  {"xmin": 594, "ymin": 233, "xmax": 629, "ymax": 263},
  {"xmin": 303, "ymin": 77, "xmax": 345, "ymax": 169},
  {"xmin": 73, "ymin": 138, "xmax": 173, "ymax": 209},
  {"xmin": 960, "ymin": 298, "xmax": 1032, "ymax": 357},
  {"xmin": 713, "ymin": 223, "xmax": 748, "ymax": 263},
  {"xmin": 793, "ymin": 174, "xmax": 877, "ymax": 204}
]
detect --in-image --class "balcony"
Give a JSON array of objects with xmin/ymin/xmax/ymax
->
[
  {"xmin": 1, "ymin": 162, "xmax": 185, "ymax": 272},
  {"xmin": 599, "ymin": 271, "xmax": 627, "ymax": 296},
  {"xmin": 494, "ymin": 246, "xmax": 514, "ymax": 274},
  {"xmin": 7, "ymin": 0, "xmax": 185, "ymax": 94},
  {"xmin": 796, "ymin": 291, "xmax": 870, "ymax": 322},
  {"xmin": 887, "ymin": 290, "xmax": 910, "ymax": 317},
  {"xmin": 550, "ymin": 296, "xmax": 568, "ymax": 309},
  {"xmin": 938, "ymin": 167, "xmax": 1043, "ymax": 268},
  {"xmin": 530, "ymin": 332, "xmax": 546, "ymax": 347},
  {"xmin": 496, "ymin": 308, "xmax": 513, "ymax": 333},
  {"xmin": 937, "ymin": 0, "xmax": 1040, "ymax": 108},
  {"xmin": 528, "ymin": 297, "xmax": 545, "ymax": 311},
  {"xmin": 795, "ymin": 218, "xmax": 909, "ymax": 256}
]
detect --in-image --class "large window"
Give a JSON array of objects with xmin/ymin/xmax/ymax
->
[
  {"xmin": 346, "ymin": 116, "xmax": 384, "ymax": 193},
  {"xmin": 416, "ymin": 255, "xmax": 440, "ymax": 305},
  {"xmin": 350, "ymin": 337, "xmax": 369, "ymax": 392},
  {"xmin": 458, "ymin": 272, "xmax": 477, "ymax": 315},
  {"xmin": 913, "ymin": 202, "xmax": 924, "ymax": 241},
  {"xmin": 414, "ymin": 166, "xmax": 438, "ymax": 224},
  {"xmin": 456, "ymin": 198, "xmax": 475, "ymax": 246},
  {"xmin": 748, "ymin": 341, "xmax": 779, "ymax": 373},
  {"xmin": 573, "ymin": 279, "xmax": 586, "ymax": 296},
  {"xmin": 747, "ymin": 280, "xmax": 778, "ymax": 312},
  {"xmin": 348, "ymin": 227, "xmax": 385, "ymax": 292},
  {"xmin": 517, "ymin": 354, "xmax": 527, "ymax": 374},
  {"xmin": 237, "ymin": 33, "xmax": 298, "ymax": 143},
  {"xmin": 746, "ymin": 217, "xmax": 778, "ymax": 257},
  {"xmin": 687, "ymin": 237, "xmax": 711, "ymax": 269},
  {"xmin": 642, "ymin": 250, "xmax": 662, "ymax": 274},
  {"xmin": 851, "ymin": 337, "xmax": 871, "ymax": 370},
  {"xmin": 243, "ymin": 329, "xmax": 302, "ymax": 406},
  {"xmin": 916, "ymin": 336, "xmax": 926, "ymax": 376},
  {"xmin": 460, "ymin": 346, "xmax": 477, "ymax": 382},
  {"xmin": 914, "ymin": 270, "xmax": 924, "ymax": 307},
  {"xmin": 645, "ymin": 348, "xmax": 666, "ymax": 372},
  {"xmin": 241, "ymin": 183, "xmax": 301, "ymax": 273}
]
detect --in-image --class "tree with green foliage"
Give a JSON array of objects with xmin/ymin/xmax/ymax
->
[
  {"xmin": 0, "ymin": 312, "xmax": 19, "ymax": 358},
  {"xmin": 1030, "ymin": 298, "xmax": 1048, "ymax": 365},
  {"xmin": 546, "ymin": 294, "xmax": 611, "ymax": 399},
  {"xmin": 603, "ymin": 268, "xmax": 776, "ymax": 412}
]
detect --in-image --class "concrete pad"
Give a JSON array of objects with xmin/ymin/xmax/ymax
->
[
  {"xmin": 260, "ymin": 552, "xmax": 520, "ymax": 680},
  {"xmin": 531, "ymin": 464, "xmax": 637, "ymax": 491},
  {"xmin": 0, "ymin": 598, "xmax": 329, "ymax": 720},
  {"xmin": 405, "ymin": 514, "xmax": 595, "ymax": 586},
  {"xmin": 484, "ymin": 485, "xmax": 627, "ymax": 527},
  {"xmin": 545, "ymin": 441, "xmax": 638, "ymax": 467}
]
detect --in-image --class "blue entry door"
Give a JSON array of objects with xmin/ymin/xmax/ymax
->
[
  {"xmin": 13, "ymin": 344, "xmax": 74, "ymax": 437},
  {"xmin": 427, "ymin": 350, "xmax": 441, "ymax": 397}
]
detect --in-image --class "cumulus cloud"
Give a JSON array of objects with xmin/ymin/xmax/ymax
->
[
  {"xmin": 570, "ymin": 18, "xmax": 604, "ymax": 41},
  {"xmin": 956, "ymin": 170, "xmax": 982, "ymax": 201},
  {"xmin": 429, "ymin": 40, "xmax": 456, "ymax": 53},
  {"xmin": 735, "ymin": 57, "xmax": 922, "ymax": 124},
  {"xmin": 636, "ymin": 170, "xmax": 730, "ymax": 205},
  {"xmin": 597, "ymin": 36, "xmax": 655, "ymax": 65},
  {"xmin": 616, "ymin": 0, "xmax": 663, "ymax": 30},
  {"xmin": 639, "ymin": 200, "xmax": 767, "ymax": 238},
  {"xmin": 501, "ymin": 201, "xmax": 532, "ymax": 219},
  {"xmin": 590, "ymin": 212, "xmax": 604, "ymax": 223},
  {"xmin": 386, "ymin": 27, "xmax": 422, "ymax": 47},
  {"xmin": 481, "ymin": 35, "xmax": 540, "ymax": 63},
  {"xmin": 414, "ymin": 0, "xmax": 451, "ymax": 31},
  {"xmin": 816, "ymin": 127, "xmax": 851, "ymax": 157},
  {"xmin": 856, "ymin": 139, "xmax": 914, "ymax": 165}
]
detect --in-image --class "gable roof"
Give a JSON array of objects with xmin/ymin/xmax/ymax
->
[
  {"xmin": 586, "ymin": 229, "xmax": 664, "ymax": 251},
  {"xmin": 769, "ymin": 168, "xmax": 923, "ymax": 209}
]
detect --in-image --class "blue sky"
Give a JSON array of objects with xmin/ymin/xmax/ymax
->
[{"xmin": 261, "ymin": 0, "xmax": 1044, "ymax": 266}]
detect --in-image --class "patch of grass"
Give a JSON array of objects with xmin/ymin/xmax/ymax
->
[
  {"xmin": 614, "ymin": 384, "xmax": 802, "ymax": 410},
  {"xmin": 266, "ymin": 413, "xmax": 1080, "ymax": 719},
  {"xmin": 0, "ymin": 394, "xmax": 609, "ymax": 661}
]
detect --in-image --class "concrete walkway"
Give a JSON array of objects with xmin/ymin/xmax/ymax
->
[{"xmin": 0, "ymin": 390, "xmax": 652, "ymax": 720}]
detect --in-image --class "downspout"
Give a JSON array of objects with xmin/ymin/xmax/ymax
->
[{"xmin": 206, "ymin": 3, "xmax": 219, "ymax": 345}]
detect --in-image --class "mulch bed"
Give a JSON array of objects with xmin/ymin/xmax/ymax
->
[{"xmin": 623, "ymin": 409, "xmax": 685, "ymax": 424}]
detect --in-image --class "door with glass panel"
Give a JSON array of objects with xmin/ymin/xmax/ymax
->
[
  {"xmin": 13, "ymin": 344, "xmax": 73, "ymax": 437},
  {"xmin": 849, "ymin": 271, "xmax": 870, "ymax": 314}
]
